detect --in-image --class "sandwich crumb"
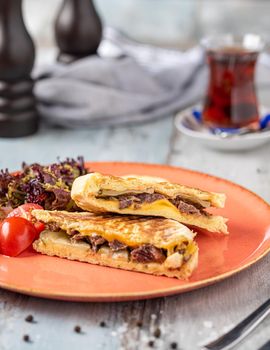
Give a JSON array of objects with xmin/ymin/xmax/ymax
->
[
  {"xmin": 256, "ymin": 167, "xmax": 268, "ymax": 174},
  {"xmin": 23, "ymin": 334, "xmax": 31, "ymax": 343},
  {"xmin": 170, "ymin": 342, "xmax": 178, "ymax": 349},
  {"xmin": 74, "ymin": 325, "xmax": 82, "ymax": 333},
  {"xmin": 25, "ymin": 314, "xmax": 34, "ymax": 323},
  {"xmin": 153, "ymin": 327, "xmax": 161, "ymax": 338},
  {"xmin": 99, "ymin": 321, "xmax": 107, "ymax": 327}
]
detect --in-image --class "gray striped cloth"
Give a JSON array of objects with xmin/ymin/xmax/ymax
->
[{"xmin": 33, "ymin": 27, "xmax": 209, "ymax": 128}]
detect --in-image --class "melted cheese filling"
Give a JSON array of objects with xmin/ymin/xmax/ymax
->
[
  {"xmin": 63, "ymin": 222, "xmax": 195, "ymax": 256},
  {"xmin": 63, "ymin": 214, "xmax": 194, "ymax": 251},
  {"xmin": 42, "ymin": 230, "xmax": 197, "ymax": 269},
  {"xmin": 98, "ymin": 191, "xmax": 211, "ymax": 208},
  {"xmin": 63, "ymin": 229, "xmax": 197, "ymax": 261},
  {"xmin": 66, "ymin": 226, "xmax": 193, "ymax": 251},
  {"xmin": 97, "ymin": 198, "xmax": 181, "ymax": 216}
]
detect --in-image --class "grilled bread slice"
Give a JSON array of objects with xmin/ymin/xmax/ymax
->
[
  {"xmin": 71, "ymin": 172, "xmax": 228, "ymax": 234},
  {"xmin": 32, "ymin": 210, "xmax": 198, "ymax": 279}
]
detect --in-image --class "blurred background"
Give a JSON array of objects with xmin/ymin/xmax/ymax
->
[
  {"xmin": 2, "ymin": 0, "xmax": 270, "ymax": 168},
  {"xmin": 25, "ymin": 0, "xmax": 270, "ymax": 64}
]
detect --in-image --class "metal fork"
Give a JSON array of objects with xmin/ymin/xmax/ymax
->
[
  {"xmin": 258, "ymin": 340, "xmax": 270, "ymax": 350},
  {"xmin": 202, "ymin": 298, "xmax": 270, "ymax": 350}
]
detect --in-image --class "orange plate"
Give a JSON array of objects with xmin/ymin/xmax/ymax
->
[{"xmin": 0, "ymin": 161, "xmax": 270, "ymax": 302}]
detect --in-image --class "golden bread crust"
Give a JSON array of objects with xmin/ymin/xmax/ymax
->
[
  {"xmin": 71, "ymin": 172, "xmax": 226, "ymax": 208},
  {"xmin": 32, "ymin": 210, "xmax": 195, "ymax": 249},
  {"xmin": 70, "ymin": 173, "xmax": 228, "ymax": 234}
]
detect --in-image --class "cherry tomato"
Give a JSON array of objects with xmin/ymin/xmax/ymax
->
[
  {"xmin": 8, "ymin": 204, "xmax": 45, "ymax": 236},
  {"xmin": 0, "ymin": 217, "xmax": 37, "ymax": 257}
]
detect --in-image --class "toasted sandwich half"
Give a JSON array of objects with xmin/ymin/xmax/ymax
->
[
  {"xmin": 32, "ymin": 210, "xmax": 198, "ymax": 279},
  {"xmin": 71, "ymin": 172, "xmax": 228, "ymax": 234}
]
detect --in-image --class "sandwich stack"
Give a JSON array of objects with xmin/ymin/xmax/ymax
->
[{"xmin": 33, "ymin": 172, "xmax": 228, "ymax": 279}]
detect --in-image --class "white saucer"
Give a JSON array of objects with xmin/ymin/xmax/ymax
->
[{"xmin": 174, "ymin": 106, "xmax": 270, "ymax": 151}]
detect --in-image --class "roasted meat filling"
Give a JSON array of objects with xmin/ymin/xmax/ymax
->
[
  {"xmin": 86, "ymin": 235, "xmax": 107, "ymax": 252},
  {"xmin": 103, "ymin": 193, "xmax": 208, "ymax": 215},
  {"xmin": 70, "ymin": 233, "xmax": 178, "ymax": 264},
  {"xmin": 171, "ymin": 197, "xmax": 203, "ymax": 215},
  {"xmin": 45, "ymin": 226, "xmax": 189, "ymax": 266},
  {"xmin": 108, "ymin": 240, "xmax": 127, "ymax": 251},
  {"xmin": 117, "ymin": 193, "xmax": 164, "ymax": 209},
  {"xmin": 130, "ymin": 244, "xmax": 165, "ymax": 263}
]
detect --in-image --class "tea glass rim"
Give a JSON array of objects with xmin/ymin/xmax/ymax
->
[{"xmin": 201, "ymin": 33, "xmax": 265, "ymax": 53}]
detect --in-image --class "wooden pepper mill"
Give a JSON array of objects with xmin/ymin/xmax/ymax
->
[
  {"xmin": 0, "ymin": 0, "xmax": 38, "ymax": 138},
  {"xmin": 55, "ymin": 0, "xmax": 103, "ymax": 63}
]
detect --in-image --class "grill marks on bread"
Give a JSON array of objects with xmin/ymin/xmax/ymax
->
[{"xmin": 33, "ymin": 210, "xmax": 195, "ymax": 267}]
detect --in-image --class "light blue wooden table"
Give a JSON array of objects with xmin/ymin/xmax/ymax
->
[{"xmin": 1, "ymin": 93, "xmax": 270, "ymax": 350}]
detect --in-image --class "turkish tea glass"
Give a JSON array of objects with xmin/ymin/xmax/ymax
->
[{"xmin": 201, "ymin": 34, "xmax": 264, "ymax": 128}]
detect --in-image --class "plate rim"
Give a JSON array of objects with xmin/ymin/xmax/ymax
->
[
  {"xmin": 174, "ymin": 105, "xmax": 270, "ymax": 142},
  {"xmin": 1, "ymin": 161, "xmax": 270, "ymax": 302}
]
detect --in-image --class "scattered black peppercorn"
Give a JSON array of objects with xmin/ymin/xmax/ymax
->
[
  {"xmin": 136, "ymin": 321, "xmax": 143, "ymax": 327},
  {"xmin": 153, "ymin": 327, "xmax": 161, "ymax": 338},
  {"xmin": 148, "ymin": 340, "xmax": 155, "ymax": 347},
  {"xmin": 256, "ymin": 168, "xmax": 268, "ymax": 174},
  {"xmin": 99, "ymin": 321, "xmax": 106, "ymax": 327},
  {"xmin": 25, "ymin": 314, "xmax": 34, "ymax": 323},
  {"xmin": 74, "ymin": 325, "xmax": 81, "ymax": 333},
  {"xmin": 170, "ymin": 342, "xmax": 178, "ymax": 349},
  {"xmin": 23, "ymin": 334, "xmax": 31, "ymax": 343}
]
